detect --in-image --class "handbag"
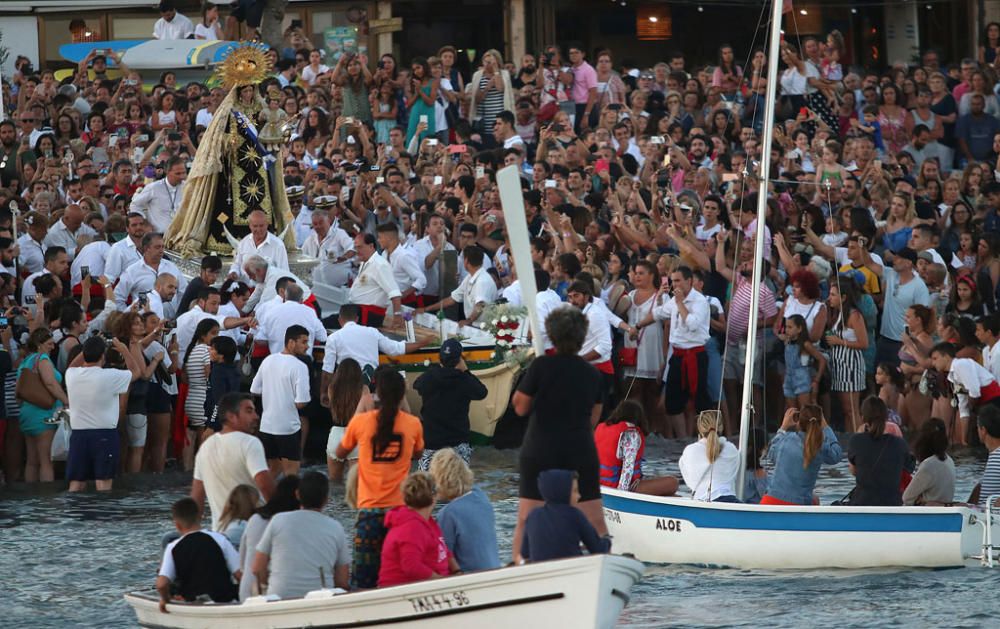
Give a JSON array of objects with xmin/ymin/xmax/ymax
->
[{"xmin": 16, "ymin": 354, "xmax": 56, "ymax": 409}]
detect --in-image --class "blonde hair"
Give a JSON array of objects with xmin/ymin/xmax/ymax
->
[
  {"xmin": 697, "ymin": 410, "xmax": 724, "ymax": 463},
  {"xmin": 429, "ymin": 448, "xmax": 474, "ymax": 501},
  {"xmin": 402, "ymin": 471, "xmax": 437, "ymax": 509},
  {"xmin": 217, "ymin": 484, "xmax": 258, "ymax": 532},
  {"xmin": 482, "ymin": 49, "xmax": 504, "ymax": 67}
]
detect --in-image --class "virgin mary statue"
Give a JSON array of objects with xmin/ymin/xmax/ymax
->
[{"xmin": 165, "ymin": 42, "xmax": 296, "ymax": 257}]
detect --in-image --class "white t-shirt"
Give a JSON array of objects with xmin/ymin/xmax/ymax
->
[
  {"xmin": 249, "ymin": 353, "xmax": 311, "ymax": 435},
  {"xmin": 193, "ymin": 431, "xmax": 269, "ymax": 531},
  {"xmin": 65, "ymin": 366, "xmax": 133, "ymax": 430}
]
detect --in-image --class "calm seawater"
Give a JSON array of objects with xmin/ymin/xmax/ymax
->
[{"xmin": 2, "ymin": 438, "xmax": 997, "ymax": 629}]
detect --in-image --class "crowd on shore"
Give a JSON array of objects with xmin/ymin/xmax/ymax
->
[{"xmin": 4, "ymin": 0, "xmax": 1000, "ymax": 608}]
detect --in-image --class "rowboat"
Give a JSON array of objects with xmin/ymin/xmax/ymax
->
[
  {"xmin": 124, "ymin": 553, "xmax": 644, "ymax": 629},
  {"xmin": 601, "ymin": 488, "xmax": 1000, "ymax": 569}
]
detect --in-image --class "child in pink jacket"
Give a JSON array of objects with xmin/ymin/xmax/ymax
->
[{"xmin": 378, "ymin": 472, "xmax": 460, "ymax": 587}]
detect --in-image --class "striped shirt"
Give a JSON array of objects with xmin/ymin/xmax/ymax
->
[
  {"xmin": 476, "ymin": 75, "xmax": 505, "ymax": 132},
  {"xmin": 980, "ymin": 448, "xmax": 1000, "ymax": 507},
  {"xmin": 727, "ymin": 274, "xmax": 777, "ymax": 340}
]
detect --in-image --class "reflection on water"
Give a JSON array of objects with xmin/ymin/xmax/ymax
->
[{"xmin": 0, "ymin": 437, "xmax": 991, "ymax": 628}]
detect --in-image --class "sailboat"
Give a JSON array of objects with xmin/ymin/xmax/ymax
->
[{"xmin": 598, "ymin": 0, "xmax": 1000, "ymax": 570}]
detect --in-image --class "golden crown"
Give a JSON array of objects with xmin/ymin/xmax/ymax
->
[{"xmin": 215, "ymin": 42, "xmax": 272, "ymax": 90}]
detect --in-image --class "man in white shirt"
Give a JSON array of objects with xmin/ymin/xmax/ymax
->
[
  {"xmin": 104, "ymin": 213, "xmax": 148, "ymax": 283},
  {"xmin": 376, "ymin": 222, "xmax": 426, "ymax": 305},
  {"xmin": 17, "ymin": 211, "xmax": 48, "ymax": 275},
  {"xmin": 129, "ymin": 157, "xmax": 186, "ymax": 234},
  {"xmin": 642, "ymin": 265, "xmax": 711, "ymax": 437},
  {"xmin": 419, "ymin": 246, "xmax": 497, "ymax": 326},
  {"xmin": 65, "ymin": 336, "xmax": 142, "ymax": 492},
  {"xmin": 412, "ymin": 214, "xmax": 455, "ymax": 303},
  {"xmin": 22, "ymin": 246, "xmax": 68, "ymax": 309},
  {"xmin": 493, "ymin": 111, "xmax": 525, "ymax": 150},
  {"xmin": 287, "ymin": 186, "xmax": 313, "ymax": 247},
  {"xmin": 262, "ymin": 283, "xmax": 327, "ymax": 355},
  {"xmin": 250, "ymin": 325, "xmax": 312, "ymax": 476},
  {"xmin": 230, "ymin": 209, "xmax": 290, "ymax": 279},
  {"xmin": 190, "ymin": 392, "xmax": 275, "ymax": 529},
  {"xmin": 145, "ymin": 273, "xmax": 179, "ymax": 321},
  {"xmin": 319, "ymin": 303, "xmax": 429, "ymax": 404},
  {"xmin": 195, "ymin": 88, "xmax": 222, "ymax": 129},
  {"xmin": 175, "ymin": 286, "xmax": 254, "ymax": 365},
  {"xmin": 69, "ymin": 236, "xmax": 110, "ymax": 291},
  {"xmin": 566, "ymin": 279, "xmax": 614, "ymax": 404},
  {"xmin": 114, "ymin": 233, "xmax": 187, "ymax": 310},
  {"xmin": 932, "ymin": 342, "xmax": 1000, "ymax": 447},
  {"xmin": 526, "ymin": 268, "xmax": 564, "ymax": 351},
  {"xmin": 42, "ymin": 203, "xmax": 97, "ymax": 261},
  {"xmin": 302, "ymin": 209, "xmax": 354, "ymax": 287},
  {"xmin": 978, "ymin": 315, "xmax": 1000, "ymax": 382},
  {"xmin": 153, "ymin": 0, "xmax": 195, "ymax": 40},
  {"xmin": 242, "ymin": 256, "xmax": 311, "ymax": 314},
  {"xmin": 348, "ymin": 232, "xmax": 403, "ymax": 328}
]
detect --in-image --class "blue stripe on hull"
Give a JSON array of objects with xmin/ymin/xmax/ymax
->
[{"xmin": 601, "ymin": 493, "xmax": 964, "ymax": 533}]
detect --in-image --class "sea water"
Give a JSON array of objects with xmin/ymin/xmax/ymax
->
[{"xmin": 1, "ymin": 438, "xmax": 995, "ymax": 628}]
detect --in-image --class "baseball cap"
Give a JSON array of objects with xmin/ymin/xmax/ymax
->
[
  {"xmin": 439, "ymin": 338, "xmax": 463, "ymax": 368},
  {"xmin": 896, "ymin": 247, "xmax": 918, "ymax": 264},
  {"xmin": 916, "ymin": 250, "xmax": 934, "ymax": 262}
]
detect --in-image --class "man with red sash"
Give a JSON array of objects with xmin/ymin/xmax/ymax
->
[
  {"xmin": 347, "ymin": 232, "xmax": 402, "ymax": 329},
  {"xmin": 566, "ymin": 279, "xmax": 614, "ymax": 411},
  {"xmin": 931, "ymin": 342, "xmax": 1000, "ymax": 447},
  {"xmin": 641, "ymin": 265, "xmax": 711, "ymax": 438}
]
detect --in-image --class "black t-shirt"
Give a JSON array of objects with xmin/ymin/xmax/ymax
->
[
  {"xmin": 517, "ymin": 354, "xmax": 602, "ymax": 453},
  {"xmin": 171, "ymin": 531, "xmax": 237, "ymax": 603},
  {"xmin": 847, "ymin": 432, "xmax": 910, "ymax": 506}
]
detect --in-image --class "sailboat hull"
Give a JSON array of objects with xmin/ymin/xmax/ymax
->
[{"xmin": 602, "ymin": 488, "xmax": 990, "ymax": 569}]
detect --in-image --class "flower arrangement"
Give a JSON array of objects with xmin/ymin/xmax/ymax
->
[{"xmin": 480, "ymin": 303, "xmax": 528, "ymax": 357}]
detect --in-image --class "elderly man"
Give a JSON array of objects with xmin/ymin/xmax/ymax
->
[
  {"xmin": 42, "ymin": 203, "xmax": 97, "ymax": 261},
  {"xmin": 347, "ymin": 232, "xmax": 403, "ymax": 328},
  {"xmin": 129, "ymin": 156, "xmax": 187, "ymax": 234},
  {"xmin": 302, "ymin": 210, "xmax": 354, "ymax": 287},
  {"xmin": 230, "ymin": 209, "xmax": 290, "ymax": 280},
  {"xmin": 242, "ymin": 255, "xmax": 312, "ymax": 314},
  {"xmin": 287, "ymin": 185, "xmax": 312, "ymax": 247},
  {"xmin": 114, "ymin": 233, "xmax": 188, "ymax": 311}
]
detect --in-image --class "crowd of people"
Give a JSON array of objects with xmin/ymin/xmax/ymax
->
[{"xmin": 4, "ymin": 0, "xmax": 1000, "ymax": 606}]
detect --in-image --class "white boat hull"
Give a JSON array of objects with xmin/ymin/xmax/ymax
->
[
  {"xmin": 125, "ymin": 554, "xmax": 643, "ymax": 629},
  {"xmin": 601, "ymin": 488, "xmax": 994, "ymax": 569}
]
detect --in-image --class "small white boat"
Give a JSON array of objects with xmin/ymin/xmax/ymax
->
[
  {"xmin": 124, "ymin": 554, "xmax": 643, "ymax": 629},
  {"xmin": 601, "ymin": 488, "xmax": 1000, "ymax": 569}
]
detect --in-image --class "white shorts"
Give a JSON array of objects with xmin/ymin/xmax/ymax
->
[
  {"xmin": 126, "ymin": 413, "xmax": 148, "ymax": 447},
  {"xmin": 326, "ymin": 425, "xmax": 358, "ymax": 461}
]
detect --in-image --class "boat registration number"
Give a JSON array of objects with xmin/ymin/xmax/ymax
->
[
  {"xmin": 655, "ymin": 518, "xmax": 682, "ymax": 532},
  {"xmin": 604, "ymin": 509, "xmax": 622, "ymax": 524},
  {"xmin": 407, "ymin": 590, "xmax": 470, "ymax": 613}
]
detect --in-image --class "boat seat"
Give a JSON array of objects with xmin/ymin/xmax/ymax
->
[
  {"xmin": 304, "ymin": 588, "xmax": 348, "ymax": 599},
  {"xmin": 243, "ymin": 594, "xmax": 282, "ymax": 605}
]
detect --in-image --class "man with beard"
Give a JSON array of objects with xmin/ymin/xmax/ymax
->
[
  {"xmin": 688, "ymin": 134, "xmax": 713, "ymax": 169},
  {"xmin": 0, "ymin": 121, "xmax": 18, "ymax": 189}
]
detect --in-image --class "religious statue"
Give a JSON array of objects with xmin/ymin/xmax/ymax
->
[{"xmin": 165, "ymin": 42, "xmax": 296, "ymax": 257}]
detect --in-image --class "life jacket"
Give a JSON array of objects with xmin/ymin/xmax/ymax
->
[{"xmin": 595, "ymin": 422, "xmax": 644, "ymax": 489}]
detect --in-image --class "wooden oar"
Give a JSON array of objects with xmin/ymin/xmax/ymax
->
[{"xmin": 496, "ymin": 165, "xmax": 544, "ymax": 356}]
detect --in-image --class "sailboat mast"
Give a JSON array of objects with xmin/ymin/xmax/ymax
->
[{"xmin": 736, "ymin": 0, "xmax": 785, "ymax": 500}]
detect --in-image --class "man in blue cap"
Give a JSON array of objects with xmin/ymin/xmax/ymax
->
[{"xmin": 412, "ymin": 339, "xmax": 488, "ymax": 470}]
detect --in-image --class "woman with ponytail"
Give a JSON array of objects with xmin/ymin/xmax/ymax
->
[
  {"xmin": 334, "ymin": 365, "xmax": 424, "ymax": 590},
  {"xmin": 846, "ymin": 397, "xmax": 910, "ymax": 506},
  {"xmin": 762, "ymin": 404, "xmax": 842, "ymax": 505},
  {"xmin": 678, "ymin": 410, "xmax": 740, "ymax": 502}
]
